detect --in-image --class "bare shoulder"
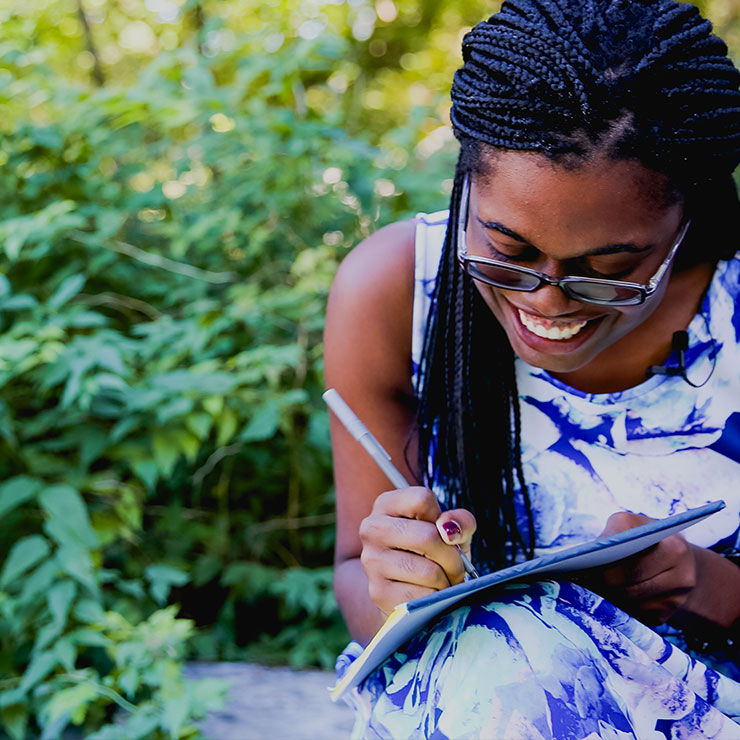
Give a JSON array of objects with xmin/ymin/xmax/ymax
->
[
  {"xmin": 325, "ymin": 219, "xmax": 417, "ymax": 398},
  {"xmin": 329, "ymin": 219, "xmax": 417, "ymax": 311}
]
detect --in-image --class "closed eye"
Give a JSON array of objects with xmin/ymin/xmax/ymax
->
[
  {"xmin": 484, "ymin": 240, "xmax": 641, "ymax": 280},
  {"xmin": 483, "ymin": 240, "xmax": 537, "ymax": 263},
  {"xmin": 570, "ymin": 260, "xmax": 637, "ymax": 280}
]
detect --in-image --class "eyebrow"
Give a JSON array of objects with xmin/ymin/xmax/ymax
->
[{"xmin": 476, "ymin": 217, "xmax": 653, "ymax": 256}]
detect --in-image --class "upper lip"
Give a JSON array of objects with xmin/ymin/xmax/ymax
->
[{"xmin": 513, "ymin": 306, "xmax": 600, "ymax": 324}]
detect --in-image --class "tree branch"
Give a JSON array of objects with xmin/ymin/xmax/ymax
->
[
  {"xmin": 71, "ymin": 231, "xmax": 238, "ymax": 284},
  {"xmin": 77, "ymin": 0, "xmax": 105, "ymax": 87}
]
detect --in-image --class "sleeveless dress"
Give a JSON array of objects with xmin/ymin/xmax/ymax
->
[{"xmin": 335, "ymin": 210, "xmax": 740, "ymax": 739}]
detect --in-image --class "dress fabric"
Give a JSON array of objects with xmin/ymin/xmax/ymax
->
[{"xmin": 336, "ymin": 211, "xmax": 740, "ymax": 739}]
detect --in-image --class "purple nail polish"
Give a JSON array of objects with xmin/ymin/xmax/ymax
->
[{"xmin": 442, "ymin": 521, "xmax": 461, "ymax": 539}]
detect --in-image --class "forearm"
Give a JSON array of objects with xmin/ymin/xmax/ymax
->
[
  {"xmin": 334, "ymin": 557, "xmax": 387, "ymax": 646},
  {"xmin": 673, "ymin": 545, "xmax": 740, "ymax": 629}
]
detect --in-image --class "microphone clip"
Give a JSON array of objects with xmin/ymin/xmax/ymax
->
[{"xmin": 646, "ymin": 330, "xmax": 689, "ymax": 380}]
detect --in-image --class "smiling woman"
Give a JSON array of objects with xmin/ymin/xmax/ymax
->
[{"xmin": 324, "ymin": 0, "xmax": 740, "ymax": 737}]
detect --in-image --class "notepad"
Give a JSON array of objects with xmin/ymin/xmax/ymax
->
[{"xmin": 330, "ymin": 500, "xmax": 725, "ymax": 702}]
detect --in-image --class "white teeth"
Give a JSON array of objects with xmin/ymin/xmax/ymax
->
[{"xmin": 517, "ymin": 309, "xmax": 588, "ymax": 340}]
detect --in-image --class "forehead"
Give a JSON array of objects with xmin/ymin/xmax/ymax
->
[{"xmin": 472, "ymin": 150, "xmax": 682, "ymax": 251}]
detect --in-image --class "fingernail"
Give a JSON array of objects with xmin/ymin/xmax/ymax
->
[{"xmin": 441, "ymin": 521, "xmax": 461, "ymax": 542}]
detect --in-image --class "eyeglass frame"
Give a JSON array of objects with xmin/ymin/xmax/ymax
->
[{"xmin": 456, "ymin": 175, "xmax": 692, "ymax": 307}]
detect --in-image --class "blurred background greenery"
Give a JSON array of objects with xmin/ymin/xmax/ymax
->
[{"xmin": 0, "ymin": 0, "xmax": 738, "ymax": 737}]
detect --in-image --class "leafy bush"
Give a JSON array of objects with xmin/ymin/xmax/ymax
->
[{"xmin": 0, "ymin": 16, "xmax": 457, "ymax": 738}]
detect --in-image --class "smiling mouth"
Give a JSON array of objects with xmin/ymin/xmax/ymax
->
[{"xmin": 517, "ymin": 309, "xmax": 591, "ymax": 340}]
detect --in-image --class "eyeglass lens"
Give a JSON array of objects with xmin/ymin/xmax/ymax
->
[{"xmin": 463, "ymin": 262, "xmax": 643, "ymax": 305}]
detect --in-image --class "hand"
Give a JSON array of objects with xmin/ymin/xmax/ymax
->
[
  {"xmin": 579, "ymin": 511, "xmax": 697, "ymax": 625},
  {"xmin": 359, "ymin": 487, "xmax": 476, "ymax": 615}
]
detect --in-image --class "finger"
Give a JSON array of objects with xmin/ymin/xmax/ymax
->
[
  {"xmin": 435, "ymin": 509, "xmax": 477, "ymax": 550},
  {"xmin": 618, "ymin": 567, "xmax": 694, "ymax": 603},
  {"xmin": 360, "ymin": 513, "xmax": 448, "ymax": 557},
  {"xmin": 361, "ymin": 543, "xmax": 451, "ymax": 593},
  {"xmin": 367, "ymin": 576, "xmax": 438, "ymax": 615},
  {"xmin": 361, "ymin": 511, "xmax": 472, "ymax": 588},
  {"xmin": 599, "ymin": 511, "xmax": 653, "ymax": 537},
  {"xmin": 599, "ymin": 535, "xmax": 692, "ymax": 588},
  {"xmin": 435, "ymin": 510, "xmax": 478, "ymax": 585},
  {"xmin": 626, "ymin": 535, "xmax": 691, "ymax": 584},
  {"xmin": 372, "ymin": 487, "xmax": 442, "ymax": 522}
]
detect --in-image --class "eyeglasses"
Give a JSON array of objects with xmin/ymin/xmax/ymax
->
[{"xmin": 456, "ymin": 176, "xmax": 691, "ymax": 307}]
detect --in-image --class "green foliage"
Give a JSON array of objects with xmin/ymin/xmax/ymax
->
[
  {"xmin": 0, "ymin": 477, "xmax": 229, "ymax": 739},
  {"xmin": 0, "ymin": 2, "xmax": 465, "ymax": 736}
]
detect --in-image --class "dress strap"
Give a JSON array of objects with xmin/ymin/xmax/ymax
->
[{"xmin": 411, "ymin": 210, "xmax": 449, "ymax": 392}]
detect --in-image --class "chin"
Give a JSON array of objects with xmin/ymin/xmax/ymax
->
[{"xmin": 510, "ymin": 339, "xmax": 601, "ymax": 374}]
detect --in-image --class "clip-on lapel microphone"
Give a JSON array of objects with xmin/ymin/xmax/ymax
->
[{"xmin": 647, "ymin": 330, "xmax": 689, "ymax": 380}]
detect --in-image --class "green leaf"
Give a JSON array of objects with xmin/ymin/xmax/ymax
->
[
  {"xmin": 162, "ymin": 693, "xmax": 189, "ymax": 738},
  {"xmin": 19, "ymin": 651, "xmax": 58, "ymax": 693},
  {"xmin": 185, "ymin": 411, "xmax": 212, "ymax": 440},
  {"xmin": 48, "ymin": 274, "xmax": 86, "ymax": 310},
  {"xmin": 118, "ymin": 665, "xmax": 139, "ymax": 698},
  {"xmin": 156, "ymin": 396, "xmax": 194, "ymax": 424},
  {"xmin": 240, "ymin": 401, "xmax": 280, "ymax": 442},
  {"xmin": 0, "ymin": 690, "xmax": 24, "ymax": 710},
  {"xmin": 33, "ymin": 620, "xmax": 64, "ymax": 654},
  {"xmin": 39, "ymin": 485, "xmax": 98, "ymax": 549},
  {"xmin": 44, "ymin": 684, "xmax": 98, "ymax": 726},
  {"xmin": 67, "ymin": 628, "xmax": 109, "ymax": 648},
  {"xmin": 53, "ymin": 636, "xmax": 77, "ymax": 671},
  {"xmin": 19, "ymin": 558, "xmax": 59, "ymax": 605},
  {"xmin": 47, "ymin": 580, "xmax": 77, "ymax": 628},
  {"xmin": 145, "ymin": 564, "xmax": 190, "ymax": 605},
  {"xmin": 0, "ymin": 399, "xmax": 14, "ymax": 445},
  {"xmin": 152, "ymin": 431, "xmax": 181, "ymax": 477},
  {"xmin": 0, "ymin": 535, "xmax": 51, "ymax": 588},
  {"xmin": 56, "ymin": 545, "xmax": 99, "ymax": 596},
  {"xmin": 2, "ymin": 294, "xmax": 38, "ymax": 311},
  {"xmin": 0, "ymin": 704, "xmax": 28, "ymax": 740},
  {"xmin": 0, "ymin": 476, "xmax": 43, "ymax": 518},
  {"xmin": 216, "ymin": 405, "xmax": 238, "ymax": 445},
  {"xmin": 73, "ymin": 598, "xmax": 106, "ymax": 624},
  {"xmin": 131, "ymin": 459, "xmax": 159, "ymax": 491}
]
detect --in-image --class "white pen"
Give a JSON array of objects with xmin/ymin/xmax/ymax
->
[{"xmin": 323, "ymin": 388, "xmax": 479, "ymax": 579}]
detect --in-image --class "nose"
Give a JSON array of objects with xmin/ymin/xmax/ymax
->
[
  {"xmin": 518, "ymin": 256, "xmax": 583, "ymax": 316},
  {"xmin": 517, "ymin": 281, "xmax": 582, "ymax": 317}
]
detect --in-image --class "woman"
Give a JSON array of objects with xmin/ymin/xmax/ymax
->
[{"xmin": 324, "ymin": 0, "xmax": 740, "ymax": 736}]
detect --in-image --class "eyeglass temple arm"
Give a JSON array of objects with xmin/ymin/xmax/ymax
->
[
  {"xmin": 645, "ymin": 218, "xmax": 692, "ymax": 294},
  {"xmin": 457, "ymin": 176, "xmax": 471, "ymax": 254}
]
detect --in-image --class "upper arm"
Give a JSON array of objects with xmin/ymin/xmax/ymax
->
[{"xmin": 324, "ymin": 219, "xmax": 419, "ymax": 566}]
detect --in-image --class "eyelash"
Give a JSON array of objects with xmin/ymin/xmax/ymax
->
[{"xmin": 485, "ymin": 241, "xmax": 635, "ymax": 280}]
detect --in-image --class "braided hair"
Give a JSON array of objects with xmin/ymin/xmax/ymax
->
[{"xmin": 416, "ymin": 0, "xmax": 740, "ymax": 572}]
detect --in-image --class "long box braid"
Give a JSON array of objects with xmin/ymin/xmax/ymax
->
[{"xmin": 415, "ymin": 0, "xmax": 740, "ymax": 573}]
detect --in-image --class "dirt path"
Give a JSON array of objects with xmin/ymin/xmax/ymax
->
[{"xmin": 183, "ymin": 662, "xmax": 356, "ymax": 740}]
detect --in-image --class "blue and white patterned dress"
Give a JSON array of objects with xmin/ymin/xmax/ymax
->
[{"xmin": 336, "ymin": 210, "xmax": 740, "ymax": 739}]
